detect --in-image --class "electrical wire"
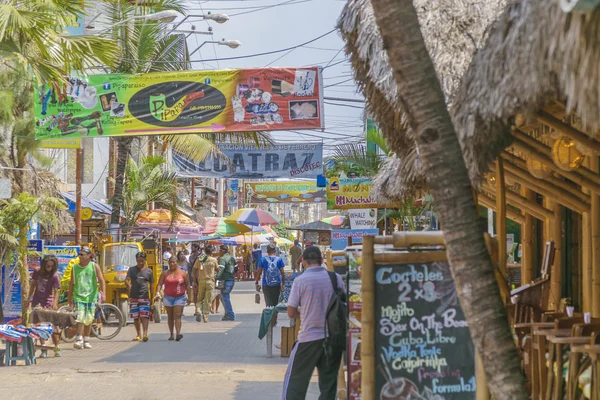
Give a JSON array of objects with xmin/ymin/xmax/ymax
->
[
  {"xmin": 324, "ymin": 78, "xmax": 354, "ymax": 88},
  {"xmin": 120, "ymin": 29, "xmax": 336, "ymax": 64},
  {"xmin": 229, "ymin": 0, "xmax": 313, "ymax": 16}
]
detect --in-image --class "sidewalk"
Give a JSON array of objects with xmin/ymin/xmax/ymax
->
[{"xmin": 0, "ymin": 281, "xmax": 321, "ymax": 400}]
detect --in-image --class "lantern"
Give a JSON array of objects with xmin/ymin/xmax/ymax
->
[
  {"xmin": 551, "ymin": 136, "xmax": 585, "ymax": 171},
  {"xmin": 526, "ymin": 156, "xmax": 552, "ymax": 179}
]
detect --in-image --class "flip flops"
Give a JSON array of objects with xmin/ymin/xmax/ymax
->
[
  {"xmin": 142, "ymin": 336, "xmax": 149, "ymax": 342},
  {"xmin": 176, "ymin": 334, "xmax": 183, "ymax": 342},
  {"xmin": 132, "ymin": 336, "xmax": 142, "ymax": 341}
]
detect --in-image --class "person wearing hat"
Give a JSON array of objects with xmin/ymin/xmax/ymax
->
[{"xmin": 68, "ymin": 246, "xmax": 106, "ymax": 350}]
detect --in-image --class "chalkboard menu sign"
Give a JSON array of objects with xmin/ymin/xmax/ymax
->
[{"xmin": 374, "ymin": 261, "xmax": 475, "ymax": 400}]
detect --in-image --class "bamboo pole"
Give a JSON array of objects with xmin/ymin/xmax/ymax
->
[
  {"xmin": 482, "ymin": 182, "xmax": 553, "ymax": 221},
  {"xmin": 549, "ymin": 201, "xmax": 563, "ymax": 311},
  {"xmin": 496, "ymin": 159, "xmax": 508, "ymax": 280},
  {"xmin": 520, "ymin": 187, "xmax": 534, "ymax": 285},
  {"xmin": 591, "ymin": 157, "xmax": 600, "ymax": 317},
  {"xmin": 493, "ymin": 165, "xmax": 589, "ymax": 214},
  {"xmin": 75, "ymin": 148, "xmax": 82, "ymax": 246},
  {"xmin": 361, "ymin": 235, "xmax": 375, "ymax": 400},
  {"xmin": 582, "ymin": 159, "xmax": 593, "ymax": 313},
  {"xmin": 476, "ymin": 352, "xmax": 490, "ymax": 400},
  {"xmin": 536, "ymin": 111, "xmax": 600, "ymax": 153},
  {"xmin": 500, "ymin": 151, "xmax": 590, "ymax": 204},
  {"xmin": 493, "ymin": 157, "xmax": 590, "ymax": 213},
  {"xmin": 511, "ymin": 129, "xmax": 600, "ymax": 193},
  {"xmin": 478, "ymin": 194, "xmax": 525, "ymax": 224},
  {"xmin": 376, "ymin": 230, "xmax": 445, "ymax": 247}
]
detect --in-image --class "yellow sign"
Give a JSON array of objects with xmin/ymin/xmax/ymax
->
[
  {"xmin": 327, "ymin": 177, "xmax": 377, "ymax": 209},
  {"xmin": 244, "ymin": 181, "xmax": 326, "ymax": 204},
  {"xmin": 38, "ymin": 138, "xmax": 82, "ymax": 149},
  {"xmin": 81, "ymin": 207, "xmax": 93, "ymax": 220}
]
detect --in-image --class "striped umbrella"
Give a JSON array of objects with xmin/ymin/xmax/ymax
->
[
  {"xmin": 204, "ymin": 217, "xmax": 257, "ymax": 236},
  {"xmin": 225, "ymin": 208, "xmax": 280, "ymax": 227},
  {"xmin": 321, "ymin": 215, "xmax": 345, "ymax": 226}
]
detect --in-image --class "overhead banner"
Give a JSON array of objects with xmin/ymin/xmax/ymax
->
[
  {"xmin": 245, "ymin": 181, "xmax": 325, "ymax": 204},
  {"xmin": 349, "ymin": 208, "xmax": 377, "ymax": 229},
  {"xmin": 173, "ymin": 142, "xmax": 323, "ymax": 179},
  {"xmin": 34, "ymin": 67, "xmax": 324, "ymax": 139}
]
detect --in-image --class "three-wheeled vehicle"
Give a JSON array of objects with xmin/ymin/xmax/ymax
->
[{"xmin": 94, "ymin": 228, "xmax": 163, "ymax": 325}]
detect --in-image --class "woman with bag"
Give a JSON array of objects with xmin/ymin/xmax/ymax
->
[{"xmin": 156, "ymin": 256, "xmax": 191, "ymax": 341}]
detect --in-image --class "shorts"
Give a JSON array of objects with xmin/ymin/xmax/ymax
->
[
  {"xmin": 74, "ymin": 302, "xmax": 96, "ymax": 326},
  {"xmin": 163, "ymin": 295, "xmax": 186, "ymax": 307},
  {"xmin": 130, "ymin": 299, "xmax": 150, "ymax": 319}
]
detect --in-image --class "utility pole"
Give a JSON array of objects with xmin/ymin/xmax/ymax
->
[
  {"xmin": 218, "ymin": 179, "xmax": 225, "ymax": 217},
  {"xmin": 75, "ymin": 148, "xmax": 82, "ymax": 245}
]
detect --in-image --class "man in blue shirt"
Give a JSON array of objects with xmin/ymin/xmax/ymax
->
[{"xmin": 255, "ymin": 244, "xmax": 285, "ymax": 307}]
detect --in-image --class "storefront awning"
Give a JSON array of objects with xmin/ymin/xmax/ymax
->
[{"xmin": 61, "ymin": 192, "xmax": 112, "ymax": 215}]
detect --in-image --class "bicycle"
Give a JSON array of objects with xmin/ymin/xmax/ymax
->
[{"xmin": 58, "ymin": 303, "xmax": 124, "ymax": 342}]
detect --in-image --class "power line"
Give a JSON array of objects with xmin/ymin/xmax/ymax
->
[
  {"xmin": 324, "ymin": 101, "xmax": 365, "ymax": 109},
  {"xmin": 120, "ymin": 29, "xmax": 336, "ymax": 64}
]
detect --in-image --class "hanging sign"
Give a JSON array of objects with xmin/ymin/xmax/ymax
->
[
  {"xmin": 173, "ymin": 142, "xmax": 324, "ymax": 179},
  {"xmin": 81, "ymin": 207, "xmax": 93, "ymax": 220},
  {"xmin": 34, "ymin": 67, "xmax": 324, "ymax": 139},
  {"xmin": 244, "ymin": 181, "xmax": 325, "ymax": 204},
  {"xmin": 331, "ymin": 229, "xmax": 378, "ymax": 251},
  {"xmin": 349, "ymin": 208, "xmax": 377, "ymax": 229},
  {"xmin": 226, "ymin": 179, "xmax": 239, "ymax": 208}
]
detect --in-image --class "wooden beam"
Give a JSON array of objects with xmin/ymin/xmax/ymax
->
[
  {"xmin": 512, "ymin": 129, "xmax": 600, "ymax": 194},
  {"xmin": 483, "ymin": 182, "xmax": 554, "ymax": 221},
  {"xmin": 537, "ymin": 111, "xmax": 600, "ymax": 154},
  {"xmin": 492, "ymin": 163, "xmax": 589, "ymax": 214},
  {"xmin": 549, "ymin": 201, "xmax": 563, "ymax": 311},
  {"xmin": 478, "ymin": 193, "xmax": 525, "ymax": 224},
  {"xmin": 591, "ymin": 157, "xmax": 600, "ymax": 317},
  {"xmin": 582, "ymin": 159, "xmax": 593, "ymax": 313},
  {"xmin": 361, "ymin": 235, "xmax": 375, "ymax": 400},
  {"xmin": 521, "ymin": 187, "xmax": 534, "ymax": 285},
  {"xmin": 496, "ymin": 159, "xmax": 507, "ymax": 279},
  {"xmin": 500, "ymin": 151, "xmax": 590, "ymax": 204}
]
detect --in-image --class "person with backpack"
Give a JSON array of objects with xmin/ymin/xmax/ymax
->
[
  {"xmin": 217, "ymin": 245, "xmax": 237, "ymax": 321},
  {"xmin": 282, "ymin": 246, "xmax": 346, "ymax": 400},
  {"xmin": 255, "ymin": 244, "xmax": 285, "ymax": 307}
]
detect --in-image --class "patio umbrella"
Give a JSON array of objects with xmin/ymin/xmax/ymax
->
[
  {"xmin": 221, "ymin": 234, "xmax": 270, "ymax": 246},
  {"xmin": 321, "ymin": 215, "xmax": 345, "ymax": 226},
  {"xmin": 204, "ymin": 217, "xmax": 255, "ymax": 236},
  {"xmin": 225, "ymin": 208, "xmax": 280, "ymax": 227},
  {"xmin": 275, "ymin": 237, "xmax": 293, "ymax": 246}
]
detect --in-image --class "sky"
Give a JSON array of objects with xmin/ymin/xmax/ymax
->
[{"xmin": 178, "ymin": 0, "xmax": 365, "ymax": 156}]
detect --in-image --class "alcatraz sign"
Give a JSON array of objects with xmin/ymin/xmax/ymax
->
[{"xmin": 173, "ymin": 142, "xmax": 323, "ymax": 179}]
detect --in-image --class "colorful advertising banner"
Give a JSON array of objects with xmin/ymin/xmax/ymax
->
[
  {"xmin": 173, "ymin": 142, "xmax": 323, "ymax": 179},
  {"xmin": 226, "ymin": 179, "xmax": 239, "ymax": 208},
  {"xmin": 244, "ymin": 181, "xmax": 325, "ymax": 204},
  {"xmin": 327, "ymin": 177, "xmax": 376, "ymax": 210},
  {"xmin": 38, "ymin": 138, "xmax": 82, "ymax": 149},
  {"xmin": 330, "ymin": 229, "xmax": 378, "ymax": 251},
  {"xmin": 43, "ymin": 245, "xmax": 80, "ymax": 278},
  {"xmin": 34, "ymin": 67, "xmax": 324, "ymax": 139},
  {"xmin": 1, "ymin": 250, "xmax": 21, "ymax": 323},
  {"xmin": 28, "ymin": 240, "xmax": 43, "ymax": 278}
]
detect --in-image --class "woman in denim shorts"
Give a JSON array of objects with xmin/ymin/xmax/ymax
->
[{"xmin": 156, "ymin": 256, "xmax": 191, "ymax": 341}]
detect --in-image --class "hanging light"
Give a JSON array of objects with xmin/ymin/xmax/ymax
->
[
  {"xmin": 551, "ymin": 136, "xmax": 585, "ymax": 171},
  {"xmin": 526, "ymin": 156, "xmax": 552, "ymax": 179}
]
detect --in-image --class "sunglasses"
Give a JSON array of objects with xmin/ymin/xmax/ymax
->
[{"xmin": 45, "ymin": 264, "xmax": 54, "ymax": 268}]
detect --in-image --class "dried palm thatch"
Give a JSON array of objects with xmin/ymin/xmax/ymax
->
[
  {"xmin": 453, "ymin": 0, "xmax": 600, "ymax": 185},
  {"xmin": 339, "ymin": 0, "xmax": 506, "ymax": 201}
]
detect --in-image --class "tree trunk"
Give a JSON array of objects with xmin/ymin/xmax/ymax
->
[
  {"xmin": 18, "ymin": 229, "xmax": 29, "ymax": 324},
  {"xmin": 110, "ymin": 136, "xmax": 133, "ymax": 226},
  {"xmin": 367, "ymin": 1, "xmax": 528, "ymax": 398}
]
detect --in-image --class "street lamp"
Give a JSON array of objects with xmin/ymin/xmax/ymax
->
[
  {"xmin": 167, "ymin": 12, "xmax": 229, "ymax": 36},
  {"xmin": 189, "ymin": 39, "xmax": 241, "ymax": 57},
  {"xmin": 90, "ymin": 10, "xmax": 179, "ymax": 34}
]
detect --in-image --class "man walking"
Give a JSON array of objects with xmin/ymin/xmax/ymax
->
[
  {"xmin": 68, "ymin": 246, "xmax": 106, "ymax": 349},
  {"xmin": 282, "ymin": 246, "xmax": 345, "ymax": 399},
  {"xmin": 125, "ymin": 252, "xmax": 154, "ymax": 342},
  {"xmin": 193, "ymin": 245, "xmax": 217, "ymax": 322},
  {"xmin": 189, "ymin": 243, "xmax": 201, "ymax": 306},
  {"xmin": 255, "ymin": 244, "xmax": 285, "ymax": 307},
  {"xmin": 217, "ymin": 245, "xmax": 236, "ymax": 321},
  {"xmin": 289, "ymin": 240, "xmax": 302, "ymax": 274}
]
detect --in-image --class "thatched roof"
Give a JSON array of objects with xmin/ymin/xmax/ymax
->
[
  {"xmin": 452, "ymin": 0, "xmax": 600, "ymax": 184},
  {"xmin": 338, "ymin": 0, "xmax": 506, "ymax": 201}
]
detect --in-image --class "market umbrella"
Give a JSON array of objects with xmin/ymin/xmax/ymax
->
[
  {"xmin": 321, "ymin": 215, "xmax": 345, "ymax": 226},
  {"xmin": 221, "ymin": 234, "xmax": 270, "ymax": 246},
  {"xmin": 204, "ymin": 217, "xmax": 255, "ymax": 236},
  {"xmin": 225, "ymin": 208, "xmax": 280, "ymax": 227}
]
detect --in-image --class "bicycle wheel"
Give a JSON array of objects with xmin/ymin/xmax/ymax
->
[
  {"xmin": 58, "ymin": 306, "xmax": 78, "ymax": 343},
  {"xmin": 91, "ymin": 303, "xmax": 123, "ymax": 340}
]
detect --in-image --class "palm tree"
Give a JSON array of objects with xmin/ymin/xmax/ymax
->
[
  {"xmin": 0, "ymin": 0, "xmax": 117, "ymax": 192},
  {"xmin": 330, "ymin": 127, "xmax": 389, "ymax": 178},
  {"xmin": 103, "ymin": 0, "xmax": 272, "ymax": 227},
  {"xmin": 122, "ymin": 155, "xmax": 177, "ymax": 227},
  {"xmin": 367, "ymin": 0, "xmax": 527, "ymax": 397}
]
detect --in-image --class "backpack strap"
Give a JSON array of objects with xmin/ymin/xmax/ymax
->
[{"xmin": 327, "ymin": 271, "xmax": 338, "ymax": 292}]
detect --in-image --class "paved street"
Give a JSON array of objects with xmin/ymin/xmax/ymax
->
[{"xmin": 0, "ymin": 281, "xmax": 321, "ymax": 400}]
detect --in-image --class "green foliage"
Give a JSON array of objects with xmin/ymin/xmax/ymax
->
[
  {"xmin": 272, "ymin": 222, "xmax": 294, "ymax": 241},
  {"xmin": 379, "ymin": 195, "xmax": 433, "ymax": 231},
  {"xmin": 0, "ymin": 0, "xmax": 118, "ymax": 82},
  {"xmin": 327, "ymin": 126, "xmax": 389, "ymax": 179},
  {"xmin": 122, "ymin": 155, "xmax": 178, "ymax": 226}
]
